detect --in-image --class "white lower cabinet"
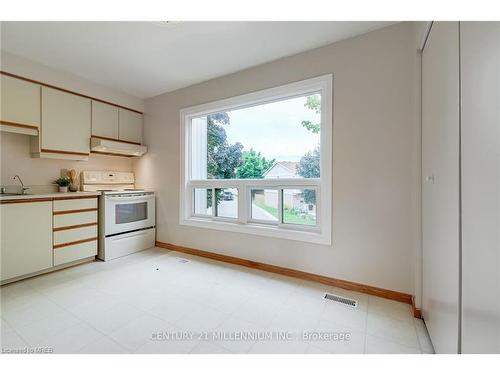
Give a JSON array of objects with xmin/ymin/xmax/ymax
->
[
  {"xmin": 52, "ymin": 197, "xmax": 99, "ymax": 266},
  {"xmin": 1, "ymin": 196, "xmax": 100, "ymax": 283},
  {"xmin": 54, "ymin": 240, "xmax": 97, "ymax": 266},
  {"xmin": 0, "ymin": 201, "xmax": 53, "ymax": 282}
]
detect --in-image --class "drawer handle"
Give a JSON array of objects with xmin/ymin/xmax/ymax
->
[
  {"xmin": 53, "ymin": 208, "xmax": 97, "ymax": 215},
  {"xmin": 53, "ymin": 237, "xmax": 97, "ymax": 249},
  {"xmin": 53, "ymin": 222, "xmax": 98, "ymax": 232}
]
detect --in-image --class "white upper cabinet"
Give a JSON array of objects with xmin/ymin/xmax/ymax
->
[
  {"xmin": 92, "ymin": 100, "xmax": 119, "ymax": 139},
  {"xmin": 2, "ymin": 72, "xmax": 143, "ymax": 159},
  {"xmin": 0, "ymin": 74, "xmax": 40, "ymax": 135},
  {"xmin": 119, "ymin": 108, "xmax": 143, "ymax": 144},
  {"xmin": 40, "ymin": 87, "xmax": 91, "ymax": 156}
]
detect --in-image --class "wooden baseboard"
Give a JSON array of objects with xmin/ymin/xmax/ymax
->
[
  {"xmin": 156, "ymin": 241, "xmax": 419, "ymax": 313},
  {"xmin": 412, "ymin": 296, "xmax": 422, "ymax": 319}
]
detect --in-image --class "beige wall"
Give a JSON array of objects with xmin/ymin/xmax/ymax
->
[
  {"xmin": 135, "ymin": 22, "xmax": 422, "ymax": 295},
  {"xmin": 0, "ymin": 51, "xmax": 143, "ymax": 189}
]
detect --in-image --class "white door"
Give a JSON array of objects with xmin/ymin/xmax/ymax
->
[
  {"xmin": 1, "ymin": 201, "xmax": 53, "ymax": 281},
  {"xmin": 460, "ymin": 21, "xmax": 500, "ymax": 354},
  {"xmin": 118, "ymin": 108, "xmax": 142, "ymax": 144},
  {"xmin": 91, "ymin": 100, "xmax": 119, "ymax": 139},
  {"xmin": 422, "ymin": 22, "xmax": 461, "ymax": 353},
  {"xmin": 0, "ymin": 74, "xmax": 41, "ymax": 129},
  {"xmin": 41, "ymin": 87, "xmax": 91, "ymax": 154}
]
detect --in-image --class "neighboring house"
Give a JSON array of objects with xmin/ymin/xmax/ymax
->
[
  {"xmin": 263, "ymin": 161, "xmax": 299, "ymax": 179},
  {"xmin": 261, "ymin": 161, "xmax": 315, "ymax": 214}
]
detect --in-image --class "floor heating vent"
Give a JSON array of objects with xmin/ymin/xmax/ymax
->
[
  {"xmin": 177, "ymin": 258, "xmax": 190, "ymax": 263},
  {"xmin": 324, "ymin": 293, "xmax": 358, "ymax": 307}
]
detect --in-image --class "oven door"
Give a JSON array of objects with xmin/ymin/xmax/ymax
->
[{"xmin": 104, "ymin": 193, "xmax": 155, "ymax": 236}]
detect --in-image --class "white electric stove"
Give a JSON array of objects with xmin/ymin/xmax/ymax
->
[{"xmin": 81, "ymin": 171, "xmax": 156, "ymax": 261}]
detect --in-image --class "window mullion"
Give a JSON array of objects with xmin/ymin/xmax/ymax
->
[
  {"xmin": 278, "ymin": 188, "xmax": 284, "ymax": 225},
  {"xmin": 238, "ymin": 183, "xmax": 247, "ymax": 224},
  {"xmin": 211, "ymin": 188, "xmax": 216, "ymax": 218}
]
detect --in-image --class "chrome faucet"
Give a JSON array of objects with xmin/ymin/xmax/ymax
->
[{"xmin": 13, "ymin": 175, "xmax": 29, "ymax": 194}]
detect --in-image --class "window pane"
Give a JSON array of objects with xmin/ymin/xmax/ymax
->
[
  {"xmin": 282, "ymin": 189, "xmax": 317, "ymax": 226},
  {"xmin": 251, "ymin": 189, "xmax": 279, "ymax": 222},
  {"xmin": 215, "ymin": 188, "xmax": 238, "ymax": 219},
  {"xmin": 190, "ymin": 94, "xmax": 321, "ymax": 180},
  {"xmin": 193, "ymin": 188, "xmax": 213, "ymax": 216}
]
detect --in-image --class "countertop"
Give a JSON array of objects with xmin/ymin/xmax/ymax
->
[{"xmin": 0, "ymin": 191, "xmax": 101, "ymax": 202}]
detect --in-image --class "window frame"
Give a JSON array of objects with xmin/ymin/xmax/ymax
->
[{"xmin": 180, "ymin": 74, "xmax": 333, "ymax": 245}]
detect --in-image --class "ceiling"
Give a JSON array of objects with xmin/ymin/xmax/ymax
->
[{"xmin": 1, "ymin": 21, "xmax": 395, "ymax": 99}]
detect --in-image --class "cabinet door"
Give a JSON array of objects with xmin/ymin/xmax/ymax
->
[
  {"xmin": 422, "ymin": 22, "xmax": 460, "ymax": 354},
  {"xmin": 1, "ymin": 201, "xmax": 53, "ymax": 281},
  {"xmin": 92, "ymin": 100, "xmax": 119, "ymax": 139},
  {"xmin": 41, "ymin": 87, "xmax": 91, "ymax": 154},
  {"xmin": 119, "ymin": 108, "xmax": 142, "ymax": 144},
  {"xmin": 0, "ymin": 74, "xmax": 40, "ymax": 130}
]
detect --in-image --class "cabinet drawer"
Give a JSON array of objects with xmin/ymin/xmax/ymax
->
[
  {"xmin": 54, "ymin": 225, "xmax": 98, "ymax": 246},
  {"xmin": 53, "ymin": 198, "xmax": 97, "ymax": 212},
  {"xmin": 54, "ymin": 210, "xmax": 97, "ymax": 229},
  {"xmin": 54, "ymin": 240, "xmax": 97, "ymax": 266}
]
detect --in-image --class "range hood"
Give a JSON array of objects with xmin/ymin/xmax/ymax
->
[{"xmin": 90, "ymin": 137, "xmax": 147, "ymax": 157}]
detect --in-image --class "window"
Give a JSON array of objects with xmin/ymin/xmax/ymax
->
[
  {"xmin": 251, "ymin": 189, "xmax": 279, "ymax": 223},
  {"xmin": 215, "ymin": 188, "xmax": 238, "ymax": 219},
  {"xmin": 282, "ymin": 188, "xmax": 317, "ymax": 226},
  {"xmin": 180, "ymin": 75, "xmax": 332, "ymax": 244},
  {"xmin": 193, "ymin": 188, "xmax": 212, "ymax": 216}
]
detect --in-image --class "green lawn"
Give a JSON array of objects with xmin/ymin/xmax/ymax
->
[{"xmin": 255, "ymin": 202, "xmax": 316, "ymax": 226}]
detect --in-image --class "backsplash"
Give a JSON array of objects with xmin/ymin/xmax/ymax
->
[
  {"xmin": 1, "ymin": 132, "xmax": 134, "ymax": 187},
  {"xmin": 1, "ymin": 184, "xmax": 60, "ymax": 195}
]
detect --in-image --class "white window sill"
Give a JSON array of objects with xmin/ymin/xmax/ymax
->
[{"xmin": 180, "ymin": 217, "xmax": 331, "ymax": 245}]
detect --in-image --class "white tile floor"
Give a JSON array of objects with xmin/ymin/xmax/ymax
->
[{"xmin": 0, "ymin": 247, "xmax": 434, "ymax": 354}]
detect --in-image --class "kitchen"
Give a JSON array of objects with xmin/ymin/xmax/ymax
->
[
  {"xmin": 0, "ymin": 17, "xmax": 499, "ymax": 365},
  {"xmin": 1, "ymin": 54, "xmax": 154, "ymax": 283}
]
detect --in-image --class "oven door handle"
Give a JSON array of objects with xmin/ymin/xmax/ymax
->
[{"xmin": 105, "ymin": 196, "xmax": 153, "ymax": 202}]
